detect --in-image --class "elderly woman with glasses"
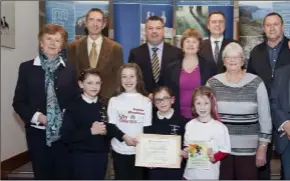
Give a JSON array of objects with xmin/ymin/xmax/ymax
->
[{"xmin": 206, "ymin": 42, "xmax": 272, "ymax": 180}]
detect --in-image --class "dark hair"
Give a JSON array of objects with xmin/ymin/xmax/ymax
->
[
  {"xmin": 38, "ymin": 23, "xmax": 68, "ymax": 48},
  {"xmin": 85, "ymin": 8, "xmax": 105, "ymax": 21},
  {"xmin": 79, "ymin": 68, "xmax": 102, "ymax": 82},
  {"xmin": 263, "ymin": 12, "xmax": 284, "ymax": 25},
  {"xmin": 145, "ymin": 15, "xmax": 164, "ymax": 25},
  {"xmin": 152, "ymin": 86, "xmax": 174, "ymax": 98},
  {"xmin": 207, "ymin": 11, "xmax": 226, "ymax": 23},
  {"xmin": 115, "ymin": 63, "xmax": 148, "ymax": 96},
  {"xmin": 191, "ymin": 86, "xmax": 221, "ymax": 121},
  {"xmin": 180, "ymin": 28, "xmax": 203, "ymax": 48}
]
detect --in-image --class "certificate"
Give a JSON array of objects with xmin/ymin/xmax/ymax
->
[
  {"xmin": 135, "ymin": 134, "xmax": 181, "ymax": 168},
  {"xmin": 187, "ymin": 141, "xmax": 210, "ymax": 169}
]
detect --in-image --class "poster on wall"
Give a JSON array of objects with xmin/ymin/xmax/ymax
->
[
  {"xmin": 74, "ymin": 1, "xmax": 109, "ymax": 40},
  {"xmin": 1, "ymin": 1, "xmax": 15, "ymax": 49},
  {"xmin": 140, "ymin": 2, "xmax": 173, "ymax": 44},
  {"xmin": 114, "ymin": 0, "xmax": 173, "ymax": 62},
  {"xmin": 45, "ymin": 1, "xmax": 109, "ymax": 42},
  {"xmin": 175, "ymin": 1, "xmax": 233, "ymax": 48},
  {"xmin": 239, "ymin": 1, "xmax": 290, "ymax": 60}
]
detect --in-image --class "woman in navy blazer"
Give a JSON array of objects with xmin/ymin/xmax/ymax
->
[
  {"xmin": 163, "ymin": 29, "xmax": 217, "ymax": 119},
  {"xmin": 12, "ymin": 24, "xmax": 79, "ymax": 179}
]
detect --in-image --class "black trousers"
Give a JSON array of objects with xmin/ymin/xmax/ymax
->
[
  {"xmin": 149, "ymin": 168, "xmax": 183, "ymax": 180},
  {"xmin": 71, "ymin": 151, "xmax": 108, "ymax": 180},
  {"xmin": 112, "ymin": 150, "xmax": 143, "ymax": 180},
  {"xmin": 25, "ymin": 127, "xmax": 71, "ymax": 180}
]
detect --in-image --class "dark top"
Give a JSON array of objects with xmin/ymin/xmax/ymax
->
[
  {"xmin": 199, "ymin": 38, "xmax": 239, "ymax": 73},
  {"xmin": 144, "ymin": 111, "xmax": 188, "ymax": 148},
  {"xmin": 128, "ymin": 43, "xmax": 182, "ymax": 93},
  {"xmin": 61, "ymin": 97, "xmax": 124, "ymax": 152},
  {"xmin": 12, "ymin": 59, "xmax": 79, "ymax": 128},
  {"xmin": 163, "ymin": 55, "xmax": 217, "ymax": 116},
  {"xmin": 267, "ymin": 38, "xmax": 284, "ymax": 70},
  {"xmin": 247, "ymin": 36, "xmax": 290, "ymax": 94}
]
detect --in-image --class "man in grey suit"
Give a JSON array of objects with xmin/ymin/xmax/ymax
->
[{"xmin": 270, "ymin": 64, "xmax": 290, "ymax": 180}]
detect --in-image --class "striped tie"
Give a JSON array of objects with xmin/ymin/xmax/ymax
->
[
  {"xmin": 151, "ymin": 47, "xmax": 160, "ymax": 83},
  {"xmin": 214, "ymin": 41, "xmax": 220, "ymax": 63}
]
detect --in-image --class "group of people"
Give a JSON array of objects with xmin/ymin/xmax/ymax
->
[{"xmin": 12, "ymin": 7, "xmax": 290, "ymax": 180}]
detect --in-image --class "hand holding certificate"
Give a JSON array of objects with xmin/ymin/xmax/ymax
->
[{"xmin": 135, "ymin": 134, "xmax": 181, "ymax": 168}]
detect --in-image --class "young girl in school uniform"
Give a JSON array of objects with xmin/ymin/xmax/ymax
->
[
  {"xmin": 61, "ymin": 68, "xmax": 110, "ymax": 180},
  {"xmin": 107, "ymin": 63, "xmax": 152, "ymax": 180},
  {"xmin": 181, "ymin": 86, "xmax": 231, "ymax": 180},
  {"xmin": 144, "ymin": 86, "xmax": 188, "ymax": 180}
]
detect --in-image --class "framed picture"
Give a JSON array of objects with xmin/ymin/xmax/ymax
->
[{"xmin": 1, "ymin": 1, "xmax": 15, "ymax": 49}]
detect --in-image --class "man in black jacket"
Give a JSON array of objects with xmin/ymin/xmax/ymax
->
[
  {"xmin": 247, "ymin": 12, "xmax": 290, "ymax": 180},
  {"xmin": 128, "ymin": 16, "xmax": 182, "ymax": 94},
  {"xmin": 199, "ymin": 11, "xmax": 238, "ymax": 73}
]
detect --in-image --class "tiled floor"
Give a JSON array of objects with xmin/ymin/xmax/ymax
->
[{"xmin": 7, "ymin": 159, "xmax": 282, "ymax": 180}]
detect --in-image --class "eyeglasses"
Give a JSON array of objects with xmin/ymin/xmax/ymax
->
[
  {"xmin": 224, "ymin": 57, "xmax": 243, "ymax": 61},
  {"xmin": 154, "ymin": 96, "xmax": 171, "ymax": 104}
]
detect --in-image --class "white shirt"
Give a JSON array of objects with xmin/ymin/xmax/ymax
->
[
  {"xmin": 210, "ymin": 36, "xmax": 224, "ymax": 59},
  {"xmin": 87, "ymin": 35, "xmax": 103, "ymax": 63},
  {"xmin": 183, "ymin": 118, "xmax": 231, "ymax": 179},
  {"xmin": 31, "ymin": 56, "xmax": 66, "ymax": 130},
  {"xmin": 81, "ymin": 94, "xmax": 98, "ymax": 104},
  {"xmin": 147, "ymin": 42, "xmax": 164, "ymax": 66},
  {"xmin": 108, "ymin": 92, "xmax": 152, "ymax": 155},
  {"xmin": 157, "ymin": 108, "xmax": 174, "ymax": 119}
]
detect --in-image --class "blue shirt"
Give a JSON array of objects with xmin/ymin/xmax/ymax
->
[{"xmin": 267, "ymin": 38, "xmax": 284, "ymax": 76}]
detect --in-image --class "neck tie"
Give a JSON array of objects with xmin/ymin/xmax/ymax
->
[
  {"xmin": 152, "ymin": 47, "xmax": 160, "ymax": 83},
  {"xmin": 89, "ymin": 42, "xmax": 97, "ymax": 68},
  {"xmin": 214, "ymin": 41, "xmax": 220, "ymax": 63}
]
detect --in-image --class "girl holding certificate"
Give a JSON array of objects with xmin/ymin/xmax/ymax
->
[
  {"xmin": 144, "ymin": 86, "xmax": 188, "ymax": 180},
  {"xmin": 107, "ymin": 63, "xmax": 152, "ymax": 180},
  {"xmin": 181, "ymin": 86, "xmax": 231, "ymax": 179}
]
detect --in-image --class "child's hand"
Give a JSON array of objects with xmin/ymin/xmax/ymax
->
[
  {"xmin": 90, "ymin": 122, "xmax": 106, "ymax": 135},
  {"xmin": 123, "ymin": 134, "xmax": 138, "ymax": 146},
  {"xmin": 207, "ymin": 148, "xmax": 215, "ymax": 163},
  {"xmin": 180, "ymin": 147, "xmax": 189, "ymax": 159}
]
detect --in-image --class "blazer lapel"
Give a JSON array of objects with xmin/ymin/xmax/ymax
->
[
  {"xmin": 204, "ymin": 39, "xmax": 214, "ymax": 63},
  {"xmin": 288, "ymin": 73, "xmax": 290, "ymax": 109},
  {"xmin": 96, "ymin": 37, "xmax": 112, "ymax": 71},
  {"xmin": 172, "ymin": 60, "xmax": 181, "ymax": 87},
  {"xmin": 79, "ymin": 37, "xmax": 90, "ymax": 69},
  {"xmin": 260, "ymin": 43, "xmax": 273, "ymax": 75}
]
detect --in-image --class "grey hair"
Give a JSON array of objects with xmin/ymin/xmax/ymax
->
[{"xmin": 222, "ymin": 42, "xmax": 245, "ymax": 62}]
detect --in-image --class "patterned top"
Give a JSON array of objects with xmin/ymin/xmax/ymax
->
[{"xmin": 207, "ymin": 73, "xmax": 272, "ymax": 156}]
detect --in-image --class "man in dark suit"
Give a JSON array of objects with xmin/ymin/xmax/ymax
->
[
  {"xmin": 247, "ymin": 12, "xmax": 290, "ymax": 180},
  {"xmin": 67, "ymin": 8, "xmax": 123, "ymax": 100},
  {"xmin": 128, "ymin": 16, "xmax": 182, "ymax": 94},
  {"xmin": 199, "ymin": 11, "xmax": 237, "ymax": 73},
  {"xmin": 270, "ymin": 64, "xmax": 290, "ymax": 180}
]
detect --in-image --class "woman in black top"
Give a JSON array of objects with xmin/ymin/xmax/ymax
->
[
  {"xmin": 12, "ymin": 23, "xmax": 79, "ymax": 180},
  {"xmin": 144, "ymin": 86, "xmax": 188, "ymax": 180}
]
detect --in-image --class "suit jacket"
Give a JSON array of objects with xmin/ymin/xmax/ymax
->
[
  {"xmin": 12, "ymin": 59, "xmax": 79, "ymax": 128},
  {"xmin": 270, "ymin": 64, "xmax": 290, "ymax": 154},
  {"xmin": 247, "ymin": 37, "xmax": 290, "ymax": 94},
  {"xmin": 163, "ymin": 55, "xmax": 217, "ymax": 116},
  {"xmin": 199, "ymin": 38, "xmax": 238, "ymax": 73},
  {"xmin": 128, "ymin": 43, "xmax": 182, "ymax": 93},
  {"xmin": 67, "ymin": 36, "xmax": 123, "ymax": 100}
]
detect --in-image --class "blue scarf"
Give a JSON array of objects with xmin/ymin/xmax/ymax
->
[{"xmin": 39, "ymin": 52, "xmax": 63, "ymax": 147}]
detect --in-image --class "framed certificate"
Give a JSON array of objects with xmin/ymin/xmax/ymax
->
[{"xmin": 135, "ymin": 134, "xmax": 181, "ymax": 168}]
